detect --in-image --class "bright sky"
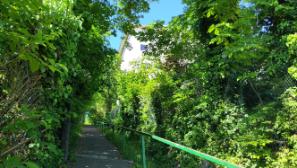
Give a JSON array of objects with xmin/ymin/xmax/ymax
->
[{"xmin": 108, "ymin": 0, "xmax": 185, "ymax": 50}]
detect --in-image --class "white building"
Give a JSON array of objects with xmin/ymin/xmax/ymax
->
[{"xmin": 119, "ymin": 28, "xmax": 148, "ymax": 71}]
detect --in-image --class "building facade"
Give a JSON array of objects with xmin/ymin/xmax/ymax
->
[{"xmin": 119, "ymin": 29, "xmax": 148, "ymax": 71}]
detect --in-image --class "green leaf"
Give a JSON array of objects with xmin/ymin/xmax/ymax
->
[
  {"xmin": 288, "ymin": 66, "xmax": 297, "ymax": 79},
  {"xmin": 34, "ymin": 30, "xmax": 43, "ymax": 45},
  {"xmin": 25, "ymin": 162, "xmax": 39, "ymax": 168},
  {"xmin": 208, "ymin": 24, "xmax": 216, "ymax": 33},
  {"xmin": 3, "ymin": 157, "xmax": 23, "ymax": 168},
  {"xmin": 19, "ymin": 54, "xmax": 41, "ymax": 72},
  {"xmin": 29, "ymin": 57, "xmax": 41, "ymax": 72}
]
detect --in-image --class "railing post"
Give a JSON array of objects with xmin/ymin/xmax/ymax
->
[{"xmin": 141, "ymin": 135, "xmax": 147, "ymax": 168}]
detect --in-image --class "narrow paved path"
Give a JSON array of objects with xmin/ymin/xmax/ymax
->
[{"xmin": 71, "ymin": 126, "xmax": 133, "ymax": 168}]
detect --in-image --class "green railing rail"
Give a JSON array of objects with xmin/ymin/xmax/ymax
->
[{"xmin": 98, "ymin": 122, "xmax": 240, "ymax": 168}]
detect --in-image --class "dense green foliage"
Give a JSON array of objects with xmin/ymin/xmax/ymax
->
[
  {"xmin": 0, "ymin": 0, "xmax": 153, "ymax": 167},
  {"xmin": 93, "ymin": 0, "xmax": 297, "ymax": 167},
  {"xmin": 2, "ymin": 0, "xmax": 297, "ymax": 167}
]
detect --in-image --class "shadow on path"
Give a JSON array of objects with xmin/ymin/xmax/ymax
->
[{"xmin": 70, "ymin": 126, "xmax": 133, "ymax": 168}]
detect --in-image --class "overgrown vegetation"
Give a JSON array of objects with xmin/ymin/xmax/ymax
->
[
  {"xmin": 1, "ymin": 0, "xmax": 297, "ymax": 167},
  {"xmin": 0, "ymin": 0, "xmax": 153, "ymax": 167},
  {"xmin": 92, "ymin": 0, "xmax": 297, "ymax": 167}
]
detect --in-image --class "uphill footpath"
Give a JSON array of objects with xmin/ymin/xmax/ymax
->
[{"xmin": 70, "ymin": 126, "xmax": 132, "ymax": 168}]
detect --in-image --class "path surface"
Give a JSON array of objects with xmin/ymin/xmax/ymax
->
[{"xmin": 71, "ymin": 126, "xmax": 133, "ymax": 168}]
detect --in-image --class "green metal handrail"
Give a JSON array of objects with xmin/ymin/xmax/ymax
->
[{"xmin": 98, "ymin": 122, "xmax": 240, "ymax": 168}]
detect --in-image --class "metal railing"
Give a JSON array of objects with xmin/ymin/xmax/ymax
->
[{"xmin": 97, "ymin": 122, "xmax": 240, "ymax": 168}]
